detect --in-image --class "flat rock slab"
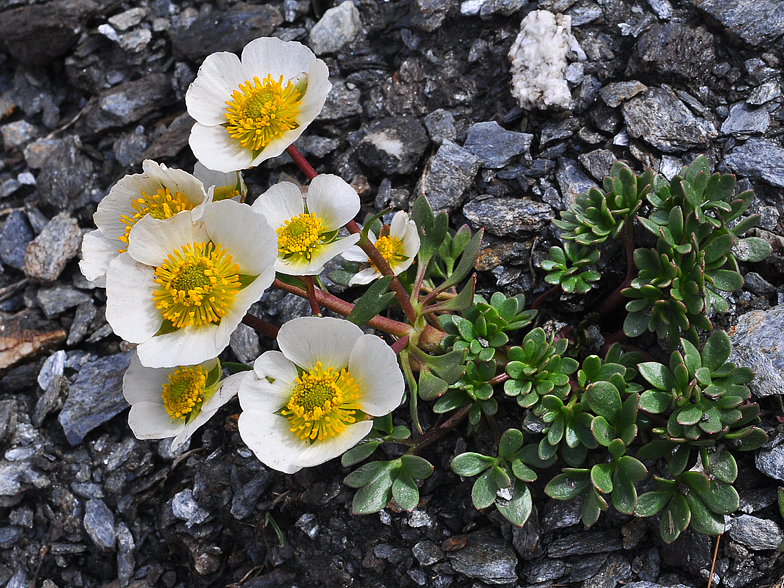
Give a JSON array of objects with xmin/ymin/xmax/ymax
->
[
  {"xmin": 417, "ymin": 140, "xmax": 481, "ymax": 214},
  {"xmin": 447, "ymin": 530, "xmax": 518, "ymax": 585},
  {"xmin": 725, "ymin": 138, "xmax": 784, "ymax": 188},
  {"xmin": 463, "ymin": 121, "xmax": 533, "ymax": 168},
  {"xmin": 0, "ymin": 309, "xmax": 67, "ymax": 371},
  {"xmin": 463, "ymin": 197, "xmax": 553, "ymax": 237},
  {"xmin": 690, "ymin": 0, "xmax": 784, "ymax": 48},
  {"xmin": 58, "ymin": 350, "xmax": 133, "ymax": 445},
  {"xmin": 729, "ymin": 305, "xmax": 784, "ymax": 397}
]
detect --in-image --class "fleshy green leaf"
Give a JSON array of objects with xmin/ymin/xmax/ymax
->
[
  {"xmin": 341, "ymin": 441, "xmax": 382, "ymax": 467},
  {"xmin": 451, "ymin": 452, "xmax": 496, "ymax": 477},
  {"xmin": 472, "ymin": 470, "xmax": 498, "ymax": 509},
  {"xmin": 392, "ymin": 472, "xmax": 419, "ymax": 512},
  {"xmin": 401, "ymin": 455, "xmax": 434, "ymax": 479},
  {"xmin": 636, "ymin": 491, "xmax": 671, "ymax": 517},
  {"xmin": 346, "ymin": 276, "xmax": 396, "ymax": 326},
  {"xmin": 497, "ymin": 480, "xmax": 533, "ymax": 527},
  {"xmin": 545, "ymin": 470, "xmax": 591, "ymax": 500}
]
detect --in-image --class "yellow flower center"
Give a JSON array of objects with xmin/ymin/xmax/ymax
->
[
  {"xmin": 281, "ymin": 361, "xmax": 361, "ymax": 441},
  {"xmin": 370, "ymin": 235, "xmax": 406, "ymax": 268},
  {"xmin": 153, "ymin": 242, "xmax": 242, "ymax": 329},
  {"xmin": 118, "ymin": 188, "xmax": 195, "ymax": 251},
  {"xmin": 212, "ymin": 185, "xmax": 241, "ymax": 202},
  {"xmin": 224, "ymin": 74, "xmax": 305, "ymax": 152},
  {"xmin": 162, "ymin": 365, "xmax": 207, "ymax": 420},
  {"xmin": 276, "ymin": 212, "xmax": 326, "ymax": 261}
]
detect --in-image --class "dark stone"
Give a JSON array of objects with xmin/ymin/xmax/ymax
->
[
  {"xmin": 446, "ymin": 530, "xmax": 518, "ymax": 585},
  {"xmin": 512, "ymin": 504, "xmax": 542, "ymax": 560},
  {"xmin": 23, "ymin": 213, "xmax": 82, "ymax": 283},
  {"xmin": 721, "ymin": 102, "xmax": 770, "ymax": 136},
  {"xmin": 548, "ymin": 530, "xmax": 622, "ymax": 557},
  {"xmin": 725, "ymin": 138, "xmax": 784, "ymax": 188},
  {"xmin": 579, "ymin": 149, "xmax": 618, "ymax": 181},
  {"xmin": 415, "ymin": 140, "xmax": 481, "ymax": 214},
  {"xmin": 171, "ymin": 3, "xmax": 284, "ymax": 61},
  {"xmin": 410, "ymin": 0, "xmax": 456, "ymax": 32},
  {"xmin": 621, "ymin": 88, "xmax": 718, "ymax": 153},
  {"xmin": 556, "ymin": 157, "xmax": 598, "ymax": 210},
  {"xmin": 539, "ymin": 118, "xmax": 579, "ymax": 148},
  {"xmin": 690, "ymin": 0, "xmax": 784, "ymax": 48},
  {"xmin": 628, "ymin": 23, "xmax": 715, "ymax": 86},
  {"xmin": 584, "ymin": 554, "xmax": 631, "ymax": 588},
  {"xmin": 0, "ymin": 211, "xmax": 34, "ymax": 271},
  {"xmin": 356, "ymin": 117, "xmax": 430, "ymax": 175},
  {"xmin": 0, "ymin": 0, "xmax": 98, "ymax": 67},
  {"xmin": 142, "ymin": 112, "xmax": 194, "ymax": 161},
  {"xmin": 318, "ymin": 78, "xmax": 362, "ymax": 121},
  {"xmin": 58, "ymin": 350, "xmax": 134, "ymax": 445},
  {"xmin": 413, "ymin": 541, "xmax": 444, "ymax": 565},
  {"xmin": 83, "ymin": 498, "xmax": 115, "ymax": 551},
  {"xmin": 463, "ymin": 121, "xmax": 533, "ymax": 168},
  {"xmin": 75, "ymin": 74, "xmax": 174, "ymax": 137},
  {"xmin": 36, "ymin": 286, "xmax": 92, "ymax": 318},
  {"xmin": 600, "ymin": 81, "xmax": 648, "ymax": 108},
  {"xmin": 36, "ymin": 136, "xmax": 97, "ymax": 213},
  {"xmin": 463, "ymin": 197, "xmax": 554, "ymax": 237},
  {"xmin": 525, "ymin": 558, "xmax": 565, "ymax": 582},
  {"xmin": 540, "ymin": 497, "xmax": 583, "ymax": 532},
  {"xmin": 423, "ymin": 109, "xmax": 456, "ymax": 145},
  {"xmin": 230, "ymin": 470, "xmax": 275, "ymax": 519},
  {"xmin": 660, "ymin": 529, "xmax": 711, "ymax": 576},
  {"xmin": 728, "ymin": 515, "xmax": 783, "ymax": 550}
]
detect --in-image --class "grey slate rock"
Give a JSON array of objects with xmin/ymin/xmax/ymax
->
[
  {"xmin": 357, "ymin": 118, "xmax": 429, "ymax": 175},
  {"xmin": 416, "ymin": 141, "xmax": 480, "ymax": 214},
  {"xmin": 579, "ymin": 149, "xmax": 617, "ymax": 181},
  {"xmin": 566, "ymin": 553, "xmax": 609, "ymax": 582},
  {"xmin": 600, "ymin": 81, "xmax": 648, "ymax": 108},
  {"xmin": 756, "ymin": 432, "xmax": 784, "ymax": 482},
  {"xmin": 229, "ymin": 323, "xmax": 261, "ymax": 364},
  {"xmin": 116, "ymin": 522, "xmax": 135, "ymax": 586},
  {"xmin": 524, "ymin": 558, "xmax": 565, "ymax": 582},
  {"xmin": 729, "ymin": 514, "xmax": 783, "ymax": 550},
  {"xmin": 557, "ymin": 157, "xmax": 598, "ymax": 210},
  {"xmin": 0, "ymin": 120, "xmax": 41, "ymax": 150},
  {"xmin": 170, "ymin": 3, "xmax": 283, "ymax": 61},
  {"xmin": 84, "ymin": 498, "xmax": 115, "ymax": 551},
  {"xmin": 622, "ymin": 88, "xmax": 718, "ymax": 153},
  {"xmin": 463, "ymin": 197, "xmax": 554, "ymax": 237},
  {"xmin": 412, "ymin": 540, "xmax": 444, "ymax": 565},
  {"xmin": 540, "ymin": 497, "xmax": 583, "ymax": 532},
  {"xmin": 36, "ymin": 136, "xmax": 96, "ymax": 212},
  {"xmin": 36, "ymin": 286, "xmax": 91, "ymax": 318},
  {"xmin": 725, "ymin": 138, "xmax": 784, "ymax": 188},
  {"xmin": 67, "ymin": 301, "xmax": 98, "ymax": 346},
  {"xmin": 0, "ymin": 211, "xmax": 34, "ymax": 271},
  {"xmin": 512, "ymin": 504, "xmax": 542, "ymax": 560},
  {"xmin": 309, "ymin": 1, "xmax": 362, "ymax": 55},
  {"xmin": 58, "ymin": 350, "xmax": 134, "ymax": 445},
  {"xmin": 721, "ymin": 102, "xmax": 770, "ymax": 136},
  {"xmin": 690, "ymin": 0, "xmax": 784, "ymax": 48},
  {"xmin": 645, "ymin": 0, "xmax": 673, "ymax": 19},
  {"xmin": 463, "ymin": 121, "xmax": 533, "ymax": 168},
  {"xmin": 447, "ymin": 530, "xmax": 518, "ymax": 584},
  {"xmin": 548, "ymin": 530, "xmax": 622, "ymax": 557},
  {"xmin": 230, "ymin": 469, "xmax": 275, "ymax": 520},
  {"xmin": 318, "ymin": 78, "xmax": 362, "ymax": 121},
  {"xmin": 411, "ymin": 0, "xmax": 455, "ymax": 32},
  {"xmin": 540, "ymin": 119, "xmax": 579, "ymax": 148},
  {"xmin": 423, "ymin": 109, "xmax": 457, "ymax": 145},
  {"xmin": 748, "ymin": 81, "xmax": 782, "ymax": 105},
  {"xmin": 729, "ymin": 301, "xmax": 784, "ymax": 398},
  {"xmin": 23, "ymin": 213, "xmax": 82, "ymax": 283},
  {"xmin": 584, "ymin": 553, "xmax": 631, "ymax": 588},
  {"xmin": 628, "ymin": 23, "xmax": 715, "ymax": 86},
  {"xmin": 660, "ymin": 529, "xmax": 711, "ymax": 576}
]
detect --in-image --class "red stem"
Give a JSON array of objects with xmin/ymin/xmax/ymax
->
[
  {"xmin": 409, "ymin": 404, "xmax": 472, "ymax": 455},
  {"xmin": 391, "ymin": 335, "xmax": 410, "ymax": 354},
  {"xmin": 304, "ymin": 275, "xmax": 321, "ymax": 316},
  {"xmin": 241, "ymin": 314, "xmax": 280, "ymax": 339},
  {"xmin": 286, "ymin": 145, "xmax": 317, "ymax": 180}
]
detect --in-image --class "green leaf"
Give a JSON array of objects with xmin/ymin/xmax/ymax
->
[
  {"xmin": 499, "ymin": 429, "xmax": 525, "ymax": 459},
  {"xmin": 591, "ymin": 416, "xmax": 615, "ymax": 447},
  {"xmin": 497, "ymin": 480, "xmax": 533, "ymax": 527},
  {"xmin": 618, "ymin": 456, "xmax": 647, "ymax": 481},
  {"xmin": 708, "ymin": 269, "xmax": 743, "ymax": 292},
  {"xmin": 545, "ymin": 470, "xmax": 591, "ymax": 500},
  {"xmin": 684, "ymin": 491, "xmax": 725, "ymax": 535},
  {"xmin": 624, "ymin": 311, "xmax": 651, "ymax": 338},
  {"xmin": 586, "ymin": 381, "xmax": 622, "ymax": 421},
  {"xmin": 639, "ymin": 389, "xmax": 673, "ymax": 414},
  {"xmin": 697, "ymin": 479, "xmax": 739, "ymax": 515},
  {"xmin": 222, "ymin": 361, "xmax": 253, "ymax": 373},
  {"xmin": 511, "ymin": 460, "xmax": 538, "ymax": 482},
  {"xmin": 611, "ymin": 471, "xmax": 638, "ymax": 515},
  {"xmin": 703, "ymin": 448, "xmax": 737, "ymax": 484},
  {"xmin": 582, "ymin": 487, "xmax": 607, "ymax": 527},
  {"xmin": 451, "ymin": 452, "xmax": 496, "ymax": 477},
  {"xmin": 703, "ymin": 233, "xmax": 735, "ymax": 265},
  {"xmin": 735, "ymin": 237, "xmax": 771, "ymax": 262},
  {"xmin": 636, "ymin": 491, "xmax": 671, "ymax": 517},
  {"xmin": 392, "ymin": 472, "xmax": 419, "ymax": 512},
  {"xmin": 591, "ymin": 463, "xmax": 615, "ymax": 494},
  {"xmin": 341, "ymin": 441, "xmax": 382, "ymax": 467},
  {"xmin": 472, "ymin": 470, "xmax": 498, "ymax": 509},
  {"xmin": 418, "ymin": 369, "xmax": 448, "ymax": 401},
  {"xmin": 401, "ymin": 455, "xmax": 434, "ymax": 479},
  {"xmin": 440, "ymin": 230, "xmax": 483, "ymax": 290},
  {"xmin": 431, "ymin": 274, "xmax": 476, "ymax": 312},
  {"xmin": 346, "ymin": 276, "xmax": 396, "ymax": 326},
  {"xmin": 702, "ymin": 330, "xmax": 731, "ymax": 372},
  {"xmin": 732, "ymin": 427, "xmax": 767, "ymax": 451},
  {"xmin": 433, "ymin": 388, "xmax": 468, "ymax": 413},
  {"xmin": 660, "ymin": 493, "xmax": 690, "ymax": 543},
  {"xmin": 639, "ymin": 362, "xmax": 677, "ymax": 391},
  {"xmin": 425, "ymin": 349, "xmax": 467, "ymax": 385},
  {"xmin": 351, "ymin": 463, "xmax": 398, "ymax": 514}
]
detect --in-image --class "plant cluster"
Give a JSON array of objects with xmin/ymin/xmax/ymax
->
[{"xmin": 80, "ymin": 36, "xmax": 772, "ymax": 546}]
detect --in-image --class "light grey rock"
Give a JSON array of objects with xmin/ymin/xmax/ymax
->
[
  {"xmin": 721, "ymin": 102, "xmax": 770, "ymax": 135},
  {"xmin": 0, "ymin": 179, "xmax": 23, "ymax": 199},
  {"xmin": 412, "ymin": 540, "xmax": 444, "ymax": 565},
  {"xmin": 0, "ymin": 211, "xmax": 34, "ymax": 271},
  {"xmin": 113, "ymin": 128, "xmax": 149, "ymax": 167},
  {"xmin": 567, "ymin": 3, "xmax": 602, "ymax": 26},
  {"xmin": 748, "ymin": 81, "xmax": 782, "ymax": 105},
  {"xmin": 690, "ymin": 0, "xmax": 784, "ymax": 47},
  {"xmin": 36, "ymin": 136, "xmax": 97, "ymax": 212},
  {"xmin": 646, "ymin": 0, "xmax": 673, "ymax": 19},
  {"xmin": 408, "ymin": 510, "xmax": 431, "ymax": 528},
  {"xmin": 108, "ymin": 7, "xmax": 146, "ymax": 30},
  {"xmin": 36, "ymin": 286, "xmax": 91, "ymax": 318},
  {"xmin": 579, "ymin": 149, "xmax": 617, "ymax": 181},
  {"xmin": 309, "ymin": 1, "xmax": 362, "ymax": 55},
  {"xmin": 525, "ymin": 558, "xmax": 565, "ymax": 582},
  {"xmin": 557, "ymin": 157, "xmax": 598, "ymax": 210},
  {"xmin": 229, "ymin": 323, "xmax": 261, "ymax": 364},
  {"xmin": 447, "ymin": 530, "xmax": 518, "ymax": 584},
  {"xmin": 83, "ymin": 498, "xmax": 115, "ymax": 551},
  {"xmin": 463, "ymin": 197, "xmax": 554, "ymax": 237},
  {"xmin": 725, "ymin": 138, "xmax": 784, "ymax": 188},
  {"xmin": 416, "ymin": 140, "xmax": 481, "ymax": 214},
  {"xmin": 600, "ymin": 81, "xmax": 648, "ymax": 108},
  {"xmin": 622, "ymin": 88, "xmax": 718, "ymax": 153},
  {"xmin": 463, "ymin": 121, "xmax": 532, "ymax": 168},
  {"xmin": 24, "ymin": 213, "xmax": 82, "ymax": 282},
  {"xmin": 58, "ymin": 350, "xmax": 133, "ymax": 445},
  {"xmin": 295, "ymin": 513, "xmax": 320, "ymax": 538},
  {"xmin": 478, "ymin": 0, "xmax": 528, "ymax": 19},
  {"xmin": 728, "ymin": 514, "xmax": 783, "ymax": 550},
  {"xmin": 0, "ymin": 120, "xmax": 41, "ymax": 150},
  {"xmin": 116, "ymin": 521, "xmax": 135, "ymax": 586},
  {"xmin": 628, "ymin": 23, "xmax": 715, "ymax": 86},
  {"xmin": 411, "ymin": 0, "xmax": 455, "ymax": 31},
  {"xmin": 318, "ymin": 78, "xmax": 362, "ymax": 121},
  {"xmin": 424, "ymin": 109, "xmax": 456, "ymax": 145},
  {"xmin": 540, "ymin": 119, "xmax": 579, "ymax": 147},
  {"xmin": 172, "ymin": 489, "xmax": 210, "ymax": 527},
  {"xmin": 548, "ymin": 530, "xmax": 622, "ymax": 557},
  {"xmin": 37, "ymin": 350, "xmax": 65, "ymax": 390},
  {"xmin": 230, "ymin": 469, "xmax": 274, "ymax": 519},
  {"xmin": 729, "ymin": 305, "xmax": 784, "ymax": 397},
  {"xmin": 67, "ymin": 300, "xmax": 98, "ymax": 346}
]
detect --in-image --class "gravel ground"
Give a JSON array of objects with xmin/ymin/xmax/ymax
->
[{"xmin": 2, "ymin": 0, "xmax": 784, "ymax": 587}]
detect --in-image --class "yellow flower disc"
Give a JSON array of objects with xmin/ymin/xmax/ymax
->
[
  {"xmin": 118, "ymin": 188, "xmax": 195, "ymax": 250},
  {"xmin": 153, "ymin": 242, "xmax": 242, "ymax": 329},
  {"xmin": 224, "ymin": 74, "xmax": 305, "ymax": 152},
  {"xmin": 369, "ymin": 235, "xmax": 406, "ymax": 268},
  {"xmin": 212, "ymin": 185, "xmax": 241, "ymax": 202},
  {"xmin": 282, "ymin": 361, "xmax": 361, "ymax": 441},
  {"xmin": 162, "ymin": 365, "xmax": 207, "ymax": 419},
  {"xmin": 276, "ymin": 212, "xmax": 326, "ymax": 261}
]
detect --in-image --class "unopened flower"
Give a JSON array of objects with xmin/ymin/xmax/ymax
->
[
  {"xmin": 105, "ymin": 199, "xmax": 276, "ymax": 368},
  {"xmin": 193, "ymin": 162, "xmax": 247, "ymax": 202},
  {"xmin": 186, "ymin": 37, "xmax": 331, "ymax": 173},
  {"xmin": 238, "ymin": 316, "xmax": 404, "ymax": 474},
  {"xmin": 251, "ymin": 174, "xmax": 360, "ymax": 275},
  {"xmin": 343, "ymin": 211, "xmax": 419, "ymax": 285},
  {"xmin": 80, "ymin": 160, "xmax": 209, "ymax": 287},
  {"xmin": 123, "ymin": 353, "xmax": 243, "ymax": 449}
]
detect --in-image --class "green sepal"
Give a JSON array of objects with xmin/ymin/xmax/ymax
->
[{"xmin": 346, "ymin": 276, "xmax": 396, "ymax": 326}]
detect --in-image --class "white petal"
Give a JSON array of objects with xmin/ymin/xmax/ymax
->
[
  {"xmin": 136, "ymin": 323, "xmax": 220, "ymax": 369},
  {"xmin": 203, "ymin": 200, "xmax": 277, "ymax": 275},
  {"xmin": 238, "ymin": 408, "xmax": 307, "ymax": 474},
  {"xmin": 277, "ymin": 316, "xmax": 363, "ymax": 371},
  {"xmin": 186, "ymin": 52, "xmax": 246, "ymax": 126},
  {"xmin": 292, "ymin": 421, "xmax": 373, "ymax": 469},
  {"xmin": 128, "ymin": 402, "xmax": 183, "ymax": 439},
  {"xmin": 189, "ymin": 123, "xmax": 253, "ymax": 173},
  {"xmin": 275, "ymin": 233, "xmax": 360, "ymax": 276},
  {"xmin": 240, "ymin": 38, "xmax": 318, "ymax": 89},
  {"xmin": 193, "ymin": 162, "xmax": 244, "ymax": 199},
  {"xmin": 401, "ymin": 221, "xmax": 421, "ymax": 259},
  {"xmin": 204, "ymin": 372, "xmax": 244, "ymax": 411},
  {"xmin": 389, "ymin": 211, "xmax": 409, "ymax": 238},
  {"xmin": 126, "ymin": 211, "xmax": 209, "ymax": 267},
  {"xmin": 122, "ymin": 352, "xmax": 170, "ymax": 405},
  {"xmin": 300, "ymin": 58, "xmax": 332, "ymax": 122},
  {"xmin": 348, "ymin": 267, "xmax": 379, "ymax": 286},
  {"xmin": 250, "ymin": 182, "xmax": 304, "ymax": 228},
  {"xmin": 239, "ymin": 351, "xmax": 298, "ymax": 414},
  {"xmin": 342, "ymin": 243, "xmax": 368, "ymax": 263},
  {"xmin": 306, "ymin": 174, "xmax": 360, "ymax": 230},
  {"xmin": 105, "ymin": 253, "xmax": 161, "ymax": 343},
  {"xmin": 79, "ymin": 229, "xmax": 118, "ymax": 286},
  {"xmin": 349, "ymin": 334, "xmax": 405, "ymax": 416}
]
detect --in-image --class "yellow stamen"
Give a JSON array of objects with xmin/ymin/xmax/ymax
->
[
  {"xmin": 224, "ymin": 74, "xmax": 305, "ymax": 152},
  {"xmin": 281, "ymin": 361, "xmax": 360, "ymax": 441},
  {"xmin": 152, "ymin": 242, "xmax": 242, "ymax": 329},
  {"xmin": 369, "ymin": 235, "xmax": 406, "ymax": 268},
  {"xmin": 212, "ymin": 185, "xmax": 241, "ymax": 202},
  {"xmin": 276, "ymin": 212, "xmax": 326, "ymax": 261},
  {"xmin": 162, "ymin": 365, "xmax": 207, "ymax": 420},
  {"xmin": 118, "ymin": 188, "xmax": 194, "ymax": 251}
]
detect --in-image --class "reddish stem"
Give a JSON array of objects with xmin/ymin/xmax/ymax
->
[
  {"xmin": 531, "ymin": 285, "xmax": 561, "ymax": 310},
  {"xmin": 286, "ymin": 145, "xmax": 317, "ymax": 180},
  {"xmin": 304, "ymin": 275, "xmax": 321, "ymax": 316},
  {"xmin": 241, "ymin": 314, "xmax": 280, "ymax": 339},
  {"xmin": 409, "ymin": 404, "xmax": 472, "ymax": 455},
  {"xmin": 391, "ymin": 335, "xmax": 410, "ymax": 354}
]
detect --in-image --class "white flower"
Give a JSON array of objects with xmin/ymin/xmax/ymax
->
[
  {"xmin": 342, "ymin": 211, "xmax": 420, "ymax": 285},
  {"xmin": 80, "ymin": 160, "xmax": 209, "ymax": 287},
  {"xmin": 105, "ymin": 199, "xmax": 276, "ymax": 368},
  {"xmin": 186, "ymin": 37, "xmax": 331, "ymax": 173},
  {"xmin": 193, "ymin": 162, "xmax": 247, "ymax": 203},
  {"xmin": 251, "ymin": 174, "xmax": 360, "ymax": 276},
  {"xmin": 123, "ymin": 352, "xmax": 243, "ymax": 450},
  {"xmin": 238, "ymin": 316, "xmax": 405, "ymax": 474}
]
